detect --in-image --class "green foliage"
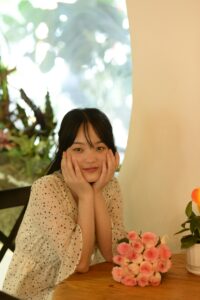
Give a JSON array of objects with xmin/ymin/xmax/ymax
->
[
  {"xmin": 0, "ymin": 207, "xmax": 23, "ymax": 237},
  {"xmin": 0, "ymin": 63, "xmax": 56, "ymax": 188},
  {"xmin": 175, "ymin": 201, "xmax": 200, "ymax": 249},
  {"xmin": 0, "ymin": 62, "xmax": 57, "ymax": 237}
]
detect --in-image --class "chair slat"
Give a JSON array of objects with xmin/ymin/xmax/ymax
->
[
  {"xmin": 0, "ymin": 186, "xmax": 31, "ymax": 262},
  {"xmin": 0, "ymin": 186, "xmax": 31, "ymax": 208}
]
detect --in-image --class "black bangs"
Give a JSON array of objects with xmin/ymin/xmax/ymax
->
[{"xmin": 83, "ymin": 121, "xmax": 94, "ymax": 147}]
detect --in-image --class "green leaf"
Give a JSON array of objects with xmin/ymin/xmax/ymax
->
[
  {"xmin": 181, "ymin": 235, "xmax": 197, "ymax": 249},
  {"xmin": 117, "ymin": 237, "xmax": 129, "ymax": 244},
  {"xmin": 185, "ymin": 201, "xmax": 193, "ymax": 218},
  {"xmin": 181, "ymin": 220, "xmax": 190, "ymax": 228},
  {"xmin": 175, "ymin": 228, "xmax": 190, "ymax": 235},
  {"xmin": 190, "ymin": 216, "xmax": 200, "ymax": 235}
]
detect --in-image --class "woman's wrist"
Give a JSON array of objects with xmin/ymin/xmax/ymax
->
[{"xmin": 93, "ymin": 187, "xmax": 104, "ymax": 198}]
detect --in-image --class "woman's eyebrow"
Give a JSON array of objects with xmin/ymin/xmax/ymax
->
[
  {"xmin": 95, "ymin": 141, "xmax": 104, "ymax": 144},
  {"xmin": 72, "ymin": 141, "xmax": 104, "ymax": 146},
  {"xmin": 72, "ymin": 141, "xmax": 85, "ymax": 145}
]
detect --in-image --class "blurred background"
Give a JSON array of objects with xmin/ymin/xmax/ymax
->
[{"xmin": 0, "ymin": 0, "xmax": 132, "ymax": 190}]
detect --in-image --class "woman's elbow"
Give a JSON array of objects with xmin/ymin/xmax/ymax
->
[
  {"xmin": 102, "ymin": 252, "xmax": 113, "ymax": 263},
  {"xmin": 76, "ymin": 263, "xmax": 89, "ymax": 273},
  {"xmin": 105, "ymin": 255, "xmax": 113, "ymax": 263}
]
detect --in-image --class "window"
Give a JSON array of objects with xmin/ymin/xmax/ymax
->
[{"xmin": 0, "ymin": 0, "xmax": 132, "ymax": 163}]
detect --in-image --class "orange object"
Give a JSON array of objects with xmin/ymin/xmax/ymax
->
[{"xmin": 191, "ymin": 188, "xmax": 200, "ymax": 205}]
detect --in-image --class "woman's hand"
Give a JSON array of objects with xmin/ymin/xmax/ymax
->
[
  {"xmin": 93, "ymin": 150, "xmax": 119, "ymax": 193},
  {"xmin": 61, "ymin": 151, "xmax": 93, "ymax": 198}
]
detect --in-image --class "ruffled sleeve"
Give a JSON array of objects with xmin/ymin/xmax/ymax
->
[
  {"xmin": 29, "ymin": 174, "xmax": 83, "ymax": 284},
  {"xmin": 104, "ymin": 177, "xmax": 127, "ymax": 255}
]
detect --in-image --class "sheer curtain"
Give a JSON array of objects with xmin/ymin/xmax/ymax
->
[{"xmin": 119, "ymin": 0, "xmax": 200, "ymax": 252}]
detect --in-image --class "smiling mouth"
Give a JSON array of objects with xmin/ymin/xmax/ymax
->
[{"xmin": 82, "ymin": 167, "xmax": 98, "ymax": 173}]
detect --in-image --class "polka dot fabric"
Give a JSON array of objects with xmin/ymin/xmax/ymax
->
[{"xmin": 3, "ymin": 172, "xmax": 126, "ymax": 300}]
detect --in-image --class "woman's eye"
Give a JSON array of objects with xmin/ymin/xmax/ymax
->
[
  {"xmin": 72, "ymin": 148, "xmax": 83, "ymax": 153},
  {"xmin": 96, "ymin": 146, "xmax": 106, "ymax": 152}
]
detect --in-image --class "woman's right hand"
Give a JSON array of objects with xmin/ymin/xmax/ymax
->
[{"xmin": 61, "ymin": 151, "xmax": 93, "ymax": 198}]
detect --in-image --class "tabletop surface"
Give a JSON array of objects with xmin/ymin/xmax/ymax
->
[{"xmin": 53, "ymin": 254, "xmax": 200, "ymax": 300}]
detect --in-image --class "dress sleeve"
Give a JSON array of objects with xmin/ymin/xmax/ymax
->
[
  {"xmin": 105, "ymin": 177, "xmax": 127, "ymax": 255},
  {"xmin": 30, "ymin": 175, "xmax": 82, "ymax": 283}
]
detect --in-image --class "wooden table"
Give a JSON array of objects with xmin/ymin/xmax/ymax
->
[{"xmin": 53, "ymin": 254, "xmax": 200, "ymax": 300}]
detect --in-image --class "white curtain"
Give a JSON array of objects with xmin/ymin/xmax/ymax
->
[{"xmin": 119, "ymin": 0, "xmax": 200, "ymax": 252}]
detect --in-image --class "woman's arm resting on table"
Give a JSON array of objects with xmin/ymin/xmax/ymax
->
[
  {"xmin": 61, "ymin": 154, "xmax": 95, "ymax": 273},
  {"xmin": 92, "ymin": 150, "xmax": 119, "ymax": 261},
  {"xmin": 75, "ymin": 194, "xmax": 95, "ymax": 273},
  {"xmin": 94, "ymin": 191, "xmax": 113, "ymax": 262}
]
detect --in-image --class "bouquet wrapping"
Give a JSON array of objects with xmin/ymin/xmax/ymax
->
[{"xmin": 112, "ymin": 231, "xmax": 172, "ymax": 287}]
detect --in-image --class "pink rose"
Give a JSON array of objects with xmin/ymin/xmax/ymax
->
[
  {"xmin": 158, "ymin": 244, "xmax": 172, "ymax": 260},
  {"xmin": 128, "ymin": 249, "xmax": 141, "ymax": 261},
  {"xmin": 121, "ymin": 275, "xmax": 137, "ymax": 287},
  {"xmin": 149, "ymin": 272, "xmax": 161, "ymax": 286},
  {"xmin": 131, "ymin": 240, "xmax": 144, "ymax": 253},
  {"xmin": 128, "ymin": 231, "xmax": 138, "ymax": 241},
  {"xmin": 141, "ymin": 232, "xmax": 159, "ymax": 248},
  {"xmin": 143, "ymin": 247, "xmax": 159, "ymax": 262},
  {"xmin": 117, "ymin": 242, "xmax": 132, "ymax": 257},
  {"xmin": 113, "ymin": 255, "xmax": 128, "ymax": 266},
  {"xmin": 112, "ymin": 266, "xmax": 123, "ymax": 282},
  {"xmin": 157, "ymin": 259, "xmax": 172, "ymax": 273},
  {"xmin": 130, "ymin": 253, "xmax": 143, "ymax": 264},
  {"xmin": 123, "ymin": 265, "xmax": 133, "ymax": 277},
  {"xmin": 137, "ymin": 273, "xmax": 149, "ymax": 287},
  {"xmin": 128, "ymin": 262, "xmax": 140, "ymax": 276},
  {"xmin": 139, "ymin": 261, "xmax": 154, "ymax": 276}
]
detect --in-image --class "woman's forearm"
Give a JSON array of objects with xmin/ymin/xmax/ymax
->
[
  {"xmin": 94, "ymin": 192, "xmax": 113, "ymax": 262},
  {"xmin": 76, "ymin": 194, "xmax": 95, "ymax": 272}
]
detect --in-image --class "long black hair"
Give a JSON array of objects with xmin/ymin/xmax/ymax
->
[{"xmin": 47, "ymin": 108, "xmax": 117, "ymax": 175}]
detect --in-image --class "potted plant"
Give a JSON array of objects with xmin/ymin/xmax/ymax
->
[{"xmin": 176, "ymin": 188, "xmax": 200, "ymax": 275}]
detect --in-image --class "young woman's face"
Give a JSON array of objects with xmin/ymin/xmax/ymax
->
[{"xmin": 67, "ymin": 123, "xmax": 108, "ymax": 183}]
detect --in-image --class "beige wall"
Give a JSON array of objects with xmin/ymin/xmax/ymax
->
[{"xmin": 119, "ymin": 0, "xmax": 200, "ymax": 252}]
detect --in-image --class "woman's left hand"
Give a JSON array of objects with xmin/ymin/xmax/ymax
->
[{"xmin": 93, "ymin": 149, "xmax": 119, "ymax": 193}]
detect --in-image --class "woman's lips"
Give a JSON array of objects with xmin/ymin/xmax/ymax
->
[{"xmin": 82, "ymin": 167, "xmax": 98, "ymax": 173}]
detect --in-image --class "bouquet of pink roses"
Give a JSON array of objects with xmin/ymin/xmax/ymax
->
[{"xmin": 112, "ymin": 231, "xmax": 172, "ymax": 287}]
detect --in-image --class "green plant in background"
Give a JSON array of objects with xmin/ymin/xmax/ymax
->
[
  {"xmin": 0, "ymin": 61, "xmax": 56, "ymax": 189},
  {"xmin": 0, "ymin": 61, "xmax": 57, "ymax": 236},
  {"xmin": 175, "ymin": 188, "xmax": 200, "ymax": 248}
]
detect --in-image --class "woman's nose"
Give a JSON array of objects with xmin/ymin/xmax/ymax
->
[{"xmin": 85, "ymin": 148, "xmax": 97, "ymax": 162}]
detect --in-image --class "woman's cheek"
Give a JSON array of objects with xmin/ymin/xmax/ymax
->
[{"xmin": 73, "ymin": 154, "xmax": 82, "ymax": 166}]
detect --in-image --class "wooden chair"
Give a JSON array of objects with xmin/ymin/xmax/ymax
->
[
  {"xmin": 0, "ymin": 186, "xmax": 31, "ymax": 262},
  {"xmin": 0, "ymin": 291, "xmax": 21, "ymax": 300}
]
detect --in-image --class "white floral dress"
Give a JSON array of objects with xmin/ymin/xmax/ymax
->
[{"xmin": 3, "ymin": 171, "xmax": 126, "ymax": 300}]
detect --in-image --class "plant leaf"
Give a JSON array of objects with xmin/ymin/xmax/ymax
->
[
  {"xmin": 175, "ymin": 228, "xmax": 190, "ymax": 235},
  {"xmin": 185, "ymin": 201, "xmax": 193, "ymax": 218},
  {"xmin": 181, "ymin": 235, "xmax": 197, "ymax": 249},
  {"xmin": 181, "ymin": 220, "xmax": 190, "ymax": 228},
  {"xmin": 190, "ymin": 216, "xmax": 200, "ymax": 236},
  {"xmin": 117, "ymin": 237, "xmax": 129, "ymax": 244}
]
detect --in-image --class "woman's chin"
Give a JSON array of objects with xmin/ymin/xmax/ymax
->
[{"xmin": 84, "ymin": 174, "xmax": 100, "ymax": 183}]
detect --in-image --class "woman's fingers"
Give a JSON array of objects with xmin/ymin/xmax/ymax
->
[
  {"xmin": 107, "ymin": 149, "xmax": 116, "ymax": 174},
  {"xmin": 115, "ymin": 152, "xmax": 120, "ymax": 170},
  {"xmin": 62, "ymin": 151, "xmax": 76, "ymax": 181},
  {"xmin": 72, "ymin": 157, "xmax": 84, "ymax": 180}
]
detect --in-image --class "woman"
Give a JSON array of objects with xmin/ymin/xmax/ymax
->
[{"xmin": 3, "ymin": 108, "xmax": 126, "ymax": 300}]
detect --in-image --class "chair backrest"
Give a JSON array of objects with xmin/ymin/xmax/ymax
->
[
  {"xmin": 0, "ymin": 291, "xmax": 21, "ymax": 299},
  {"xmin": 0, "ymin": 186, "xmax": 31, "ymax": 262}
]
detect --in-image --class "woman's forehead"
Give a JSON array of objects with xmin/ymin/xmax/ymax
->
[{"xmin": 75, "ymin": 123, "xmax": 101, "ymax": 143}]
